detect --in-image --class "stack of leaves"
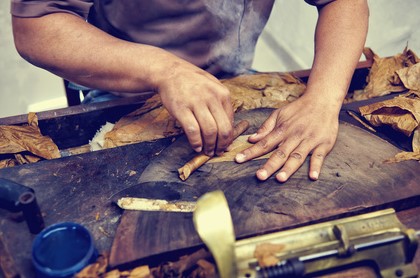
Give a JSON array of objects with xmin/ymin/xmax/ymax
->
[
  {"xmin": 0, "ymin": 113, "xmax": 61, "ymax": 169},
  {"xmin": 103, "ymin": 72, "xmax": 305, "ymax": 149},
  {"xmin": 354, "ymin": 47, "xmax": 420, "ymax": 162},
  {"xmin": 348, "ymin": 47, "xmax": 419, "ymax": 102}
]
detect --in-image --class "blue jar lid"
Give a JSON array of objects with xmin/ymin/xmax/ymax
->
[{"xmin": 32, "ymin": 222, "xmax": 97, "ymax": 278}]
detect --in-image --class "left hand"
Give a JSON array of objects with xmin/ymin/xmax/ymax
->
[{"xmin": 235, "ymin": 94, "xmax": 339, "ymax": 182}]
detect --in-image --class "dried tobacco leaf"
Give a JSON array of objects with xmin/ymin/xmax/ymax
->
[
  {"xmin": 223, "ymin": 72, "xmax": 306, "ymax": 111},
  {"xmin": 0, "ymin": 112, "xmax": 60, "ymax": 161},
  {"xmin": 387, "ymin": 126, "xmax": 420, "ymax": 163},
  {"xmin": 396, "ymin": 62, "xmax": 420, "ymax": 92},
  {"xmin": 254, "ymin": 242, "xmax": 285, "ymax": 267},
  {"xmin": 385, "ymin": 151, "xmax": 420, "ymax": 163},
  {"xmin": 103, "ymin": 73, "xmax": 305, "ymax": 149},
  {"xmin": 0, "ymin": 158, "xmax": 17, "ymax": 168},
  {"xmin": 350, "ymin": 47, "xmax": 419, "ymax": 101},
  {"xmin": 104, "ymin": 105, "xmax": 181, "ymax": 148},
  {"xmin": 360, "ymin": 92, "xmax": 420, "ymax": 163},
  {"xmin": 359, "ymin": 95, "xmax": 420, "ymax": 137},
  {"xmin": 207, "ymin": 135, "xmax": 271, "ymax": 163},
  {"xmin": 76, "ymin": 253, "xmax": 108, "ymax": 278},
  {"xmin": 413, "ymin": 126, "xmax": 420, "ymax": 152}
]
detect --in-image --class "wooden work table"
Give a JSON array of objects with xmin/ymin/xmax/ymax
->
[{"xmin": 0, "ymin": 63, "xmax": 419, "ymax": 277}]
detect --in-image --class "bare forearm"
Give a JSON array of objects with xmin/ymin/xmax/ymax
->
[
  {"xmin": 12, "ymin": 13, "xmax": 179, "ymax": 93},
  {"xmin": 306, "ymin": 0, "xmax": 369, "ymax": 109},
  {"xmin": 13, "ymin": 12, "xmax": 235, "ymax": 156}
]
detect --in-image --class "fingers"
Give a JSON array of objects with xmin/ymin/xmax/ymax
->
[
  {"xmin": 178, "ymin": 101, "xmax": 232, "ymax": 157},
  {"xmin": 162, "ymin": 80, "xmax": 233, "ymax": 156},
  {"xmin": 236, "ymin": 126, "xmax": 335, "ymax": 183},
  {"xmin": 309, "ymin": 145, "xmax": 330, "ymax": 181},
  {"xmin": 247, "ymin": 110, "xmax": 279, "ymax": 143},
  {"xmin": 194, "ymin": 107, "xmax": 218, "ymax": 156},
  {"xmin": 209, "ymin": 88, "xmax": 234, "ymax": 156},
  {"xmin": 273, "ymin": 143, "xmax": 313, "ymax": 182},
  {"xmin": 256, "ymin": 141, "xmax": 330, "ymax": 183},
  {"xmin": 235, "ymin": 109, "xmax": 284, "ymax": 164},
  {"xmin": 176, "ymin": 109, "xmax": 203, "ymax": 153},
  {"xmin": 255, "ymin": 138, "xmax": 310, "ymax": 182}
]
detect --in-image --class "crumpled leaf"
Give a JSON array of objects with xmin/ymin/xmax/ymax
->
[
  {"xmin": 350, "ymin": 47, "xmax": 419, "ymax": 101},
  {"xmin": 254, "ymin": 243, "xmax": 285, "ymax": 267},
  {"xmin": 103, "ymin": 73, "xmax": 305, "ymax": 148},
  {"xmin": 223, "ymin": 72, "xmax": 306, "ymax": 111},
  {"xmin": 0, "ymin": 113, "xmax": 60, "ymax": 165},
  {"xmin": 359, "ymin": 94, "xmax": 420, "ymax": 137},
  {"xmin": 396, "ymin": 62, "xmax": 420, "ymax": 92},
  {"xmin": 413, "ymin": 126, "xmax": 420, "ymax": 152},
  {"xmin": 386, "ymin": 126, "xmax": 420, "ymax": 163},
  {"xmin": 360, "ymin": 91, "xmax": 420, "ymax": 163},
  {"xmin": 384, "ymin": 151, "xmax": 420, "ymax": 163},
  {"xmin": 0, "ymin": 159, "xmax": 17, "ymax": 168},
  {"xmin": 104, "ymin": 101, "xmax": 181, "ymax": 148},
  {"xmin": 76, "ymin": 253, "xmax": 108, "ymax": 278}
]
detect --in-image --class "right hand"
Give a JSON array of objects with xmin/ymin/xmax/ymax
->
[{"xmin": 157, "ymin": 59, "xmax": 234, "ymax": 157}]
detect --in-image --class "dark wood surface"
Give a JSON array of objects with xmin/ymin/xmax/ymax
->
[
  {"xmin": 0, "ymin": 137, "xmax": 173, "ymax": 277},
  {"xmin": 109, "ymin": 108, "xmax": 420, "ymax": 269}
]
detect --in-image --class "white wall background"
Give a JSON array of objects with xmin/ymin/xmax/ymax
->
[
  {"xmin": 253, "ymin": 0, "xmax": 420, "ymax": 72},
  {"xmin": 0, "ymin": 1, "xmax": 65, "ymax": 118},
  {"xmin": 1, "ymin": 0, "xmax": 419, "ymax": 118}
]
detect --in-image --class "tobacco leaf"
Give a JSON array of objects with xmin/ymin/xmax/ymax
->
[
  {"xmin": 190, "ymin": 260, "xmax": 217, "ymax": 278},
  {"xmin": 254, "ymin": 242, "xmax": 285, "ymax": 267},
  {"xmin": 223, "ymin": 72, "xmax": 306, "ymax": 111},
  {"xmin": 76, "ymin": 253, "xmax": 108, "ymax": 278},
  {"xmin": 0, "ymin": 158, "xmax": 17, "ymax": 168},
  {"xmin": 396, "ymin": 62, "xmax": 420, "ymax": 92},
  {"xmin": 413, "ymin": 126, "xmax": 420, "ymax": 152},
  {"xmin": 103, "ymin": 73, "xmax": 305, "ymax": 148},
  {"xmin": 385, "ymin": 151, "xmax": 420, "ymax": 163},
  {"xmin": 0, "ymin": 112, "xmax": 60, "ymax": 165},
  {"xmin": 349, "ymin": 47, "xmax": 419, "ymax": 102},
  {"xmin": 207, "ymin": 135, "xmax": 271, "ymax": 163},
  {"xmin": 359, "ymin": 94, "xmax": 420, "ymax": 137},
  {"xmin": 104, "ymin": 104, "xmax": 181, "ymax": 148},
  {"xmin": 387, "ymin": 126, "xmax": 420, "ymax": 163}
]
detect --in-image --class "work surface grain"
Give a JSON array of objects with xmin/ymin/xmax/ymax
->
[
  {"xmin": 0, "ymin": 138, "xmax": 172, "ymax": 276},
  {"xmin": 110, "ymin": 108, "xmax": 420, "ymax": 269}
]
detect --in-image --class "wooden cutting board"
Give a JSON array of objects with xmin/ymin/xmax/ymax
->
[{"xmin": 109, "ymin": 108, "xmax": 420, "ymax": 269}]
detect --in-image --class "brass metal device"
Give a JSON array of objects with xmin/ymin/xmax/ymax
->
[{"xmin": 193, "ymin": 190, "xmax": 419, "ymax": 278}]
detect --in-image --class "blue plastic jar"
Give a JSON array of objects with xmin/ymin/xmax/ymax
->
[{"xmin": 32, "ymin": 222, "xmax": 98, "ymax": 278}]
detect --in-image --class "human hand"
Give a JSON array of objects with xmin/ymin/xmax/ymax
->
[
  {"xmin": 157, "ymin": 60, "xmax": 234, "ymax": 157},
  {"xmin": 235, "ymin": 95, "xmax": 340, "ymax": 182}
]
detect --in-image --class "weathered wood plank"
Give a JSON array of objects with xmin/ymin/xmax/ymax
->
[{"xmin": 109, "ymin": 109, "xmax": 420, "ymax": 268}]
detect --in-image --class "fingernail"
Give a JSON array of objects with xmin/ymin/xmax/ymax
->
[
  {"xmin": 249, "ymin": 133, "xmax": 259, "ymax": 140},
  {"xmin": 194, "ymin": 147, "xmax": 202, "ymax": 153},
  {"xmin": 310, "ymin": 171, "xmax": 319, "ymax": 180},
  {"xmin": 257, "ymin": 169, "xmax": 268, "ymax": 180},
  {"xmin": 277, "ymin": 172, "xmax": 287, "ymax": 182},
  {"xmin": 235, "ymin": 153, "xmax": 246, "ymax": 163}
]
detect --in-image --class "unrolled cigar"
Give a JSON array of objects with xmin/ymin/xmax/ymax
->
[{"xmin": 178, "ymin": 120, "xmax": 250, "ymax": 181}]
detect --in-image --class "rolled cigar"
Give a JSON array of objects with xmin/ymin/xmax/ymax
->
[{"xmin": 178, "ymin": 120, "xmax": 250, "ymax": 181}]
